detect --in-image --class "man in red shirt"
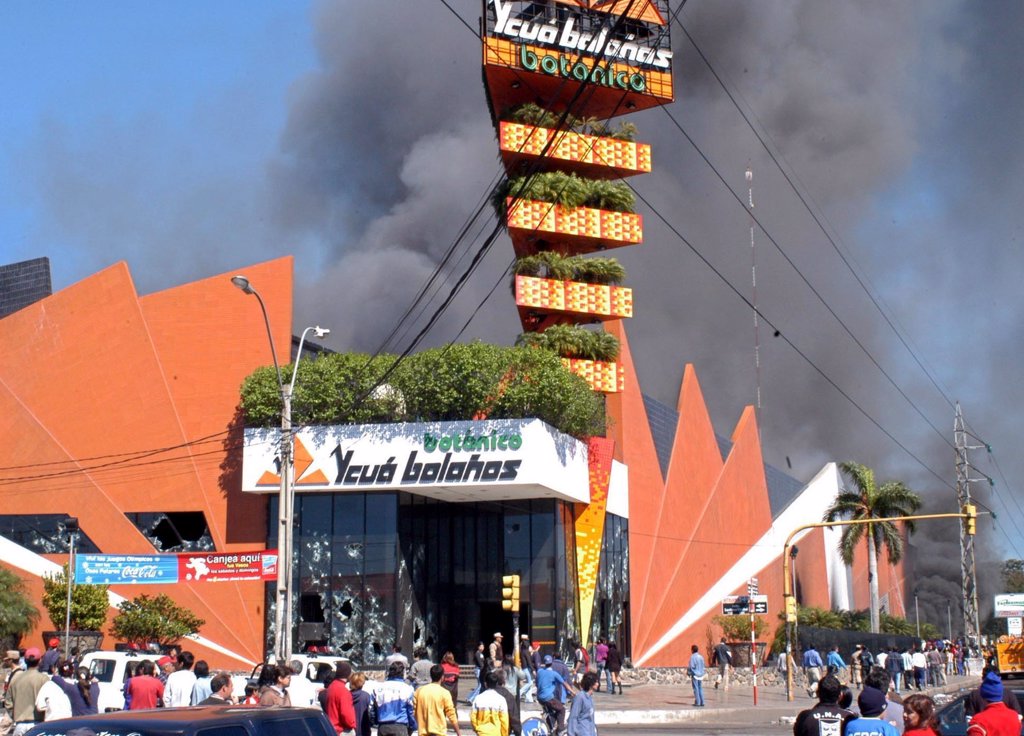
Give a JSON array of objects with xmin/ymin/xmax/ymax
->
[
  {"xmin": 968, "ymin": 672, "xmax": 1022, "ymax": 736},
  {"xmin": 325, "ymin": 662, "xmax": 356, "ymax": 735},
  {"xmin": 126, "ymin": 660, "xmax": 165, "ymax": 710}
]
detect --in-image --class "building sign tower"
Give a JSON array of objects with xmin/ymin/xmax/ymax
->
[{"xmin": 481, "ymin": 0, "xmax": 674, "ymax": 644}]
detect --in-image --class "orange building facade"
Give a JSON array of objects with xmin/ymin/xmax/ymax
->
[
  {"xmin": 0, "ymin": 256, "xmax": 906, "ymax": 668},
  {"xmin": 0, "ymin": 258, "xmax": 293, "ymax": 668}
]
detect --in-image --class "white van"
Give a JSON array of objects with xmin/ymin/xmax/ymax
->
[
  {"xmin": 253, "ymin": 653, "xmax": 350, "ymax": 686},
  {"xmin": 79, "ymin": 651, "xmax": 163, "ymax": 712}
]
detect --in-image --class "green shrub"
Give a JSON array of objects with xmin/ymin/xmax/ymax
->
[
  {"xmin": 505, "ymin": 104, "xmax": 637, "ymax": 141},
  {"xmin": 492, "ymin": 172, "xmax": 635, "ymax": 220},
  {"xmin": 513, "ymin": 253, "xmax": 625, "ymax": 285},
  {"xmin": 240, "ymin": 342, "xmax": 606, "ymax": 440},
  {"xmin": 516, "ymin": 325, "xmax": 620, "ymax": 362},
  {"xmin": 713, "ymin": 614, "xmax": 769, "ymax": 642}
]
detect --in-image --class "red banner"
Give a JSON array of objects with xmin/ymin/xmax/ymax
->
[{"xmin": 178, "ymin": 550, "xmax": 278, "ymax": 583}]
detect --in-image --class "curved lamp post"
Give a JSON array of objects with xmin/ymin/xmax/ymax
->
[{"xmin": 231, "ymin": 274, "xmax": 329, "ymax": 661}]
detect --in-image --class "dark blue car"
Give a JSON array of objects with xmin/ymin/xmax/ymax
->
[
  {"xmin": 938, "ymin": 690, "xmax": 1024, "ymax": 736},
  {"xmin": 24, "ymin": 705, "xmax": 334, "ymax": 736}
]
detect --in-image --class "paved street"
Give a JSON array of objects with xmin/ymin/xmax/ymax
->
[{"xmin": 454, "ymin": 671, "xmax": 978, "ymax": 729}]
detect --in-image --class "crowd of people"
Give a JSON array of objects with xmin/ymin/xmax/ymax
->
[
  {"xmin": 794, "ymin": 665, "xmax": 1021, "ymax": 736},
  {"xmin": 285, "ymin": 634, "xmax": 613, "ymax": 736},
  {"xmin": 1, "ymin": 634, "xmax": 615, "ymax": 736},
  {"xmin": 794, "ymin": 640, "xmax": 978, "ymax": 696},
  {"xmin": 2, "ymin": 638, "xmax": 99, "ymax": 736}
]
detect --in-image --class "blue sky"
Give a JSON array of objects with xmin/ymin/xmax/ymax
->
[{"xmin": 0, "ymin": 1, "xmax": 314, "ymax": 284}]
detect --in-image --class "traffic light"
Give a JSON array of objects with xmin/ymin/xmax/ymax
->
[
  {"xmin": 502, "ymin": 574, "xmax": 520, "ymax": 612},
  {"xmin": 963, "ymin": 503, "xmax": 977, "ymax": 536},
  {"xmin": 785, "ymin": 595, "xmax": 797, "ymax": 623}
]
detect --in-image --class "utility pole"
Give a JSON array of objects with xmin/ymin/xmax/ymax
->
[{"xmin": 954, "ymin": 402, "xmax": 984, "ymax": 644}]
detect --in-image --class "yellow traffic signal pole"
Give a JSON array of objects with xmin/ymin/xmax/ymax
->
[
  {"xmin": 783, "ymin": 508, "xmax": 977, "ymax": 701},
  {"xmin": 502, "ymin": 574, "xmax": 522, "ymax": 708}
]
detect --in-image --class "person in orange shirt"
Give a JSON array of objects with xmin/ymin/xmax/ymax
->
[{"xmin": 414, "ymin": 665, "xmax": 461, "ymax": 736}]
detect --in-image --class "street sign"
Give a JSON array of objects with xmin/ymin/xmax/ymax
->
[
  {"xmin": 747, "ymin": 577, "xmax": 759, "ymax": 595},
  {"xmin": 722, "ymin": 594, "xmax": 768, "ymax": 615},
  {"xmin": 995, "ymin": 594, "xmax": 1024, "ymax": 618}
]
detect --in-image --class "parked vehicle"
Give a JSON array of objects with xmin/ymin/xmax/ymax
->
[
  {"xmin": 997, "ymin": 635, "xmax": 1024, "ymax": 678},
  {"xmin": 24, "ymin": 705, "xmax": 333, "ymax": 736},
  {"xmin": 937, "ymin": 689, "xmax": 1024, "ymax": 736},
  {"xmin": 79, "ymin": 650, "xmax": 163, "ymax": 712},
  {"xmin": 252, "ymin": 653, "xmax": 350, "ymax": 685}
]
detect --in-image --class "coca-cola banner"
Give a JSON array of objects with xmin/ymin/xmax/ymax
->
[
  {"xmin": 74, "ymin": 550, "xmax": 277, "ymax": 585},
  {"xmin": 75, "ymin": 554, "xmax": 178, "ymax": 585}
]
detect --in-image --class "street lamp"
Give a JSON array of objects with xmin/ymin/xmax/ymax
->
[
  {"xmin": 232, "ymin": 274, "xmax": 329, "ymax": 661},
  {"xmin": 64, "ymin": 517, "xmax": 79, "ymax": 660}
]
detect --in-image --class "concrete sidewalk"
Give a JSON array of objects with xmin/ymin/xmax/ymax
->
[{"xmin": 455, "ymin": 673, "xmax": 978, "ymax": 726}]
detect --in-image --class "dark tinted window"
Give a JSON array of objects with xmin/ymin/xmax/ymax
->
[
  {"xmin": 88, "ymin": 658, "xmax": 117, "ymax": 683},
  {"xmin": 196, "ymin": 727, "xmax": 249, "ymax": 736},
  {"xmin": 261, "ymin": 716, "xmax": 332, "ymax": 736},
  {"xmin": 938, "ymin": 695, "xmax": 966, "ymax": 735}
]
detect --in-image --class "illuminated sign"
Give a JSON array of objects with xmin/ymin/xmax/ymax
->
[
  {"xmin": 241, "ymin": 419, "xmax": 592, "ymax": 503},
  {"xmin": 490, "ymin": 0, "xmax": 672, "ymax": 70}
]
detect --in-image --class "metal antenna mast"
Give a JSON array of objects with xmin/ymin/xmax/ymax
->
[
  {"xmin": 747, "ymin": 166, "xmax": 762, "ymax": 412},
  {"xmin": 954, "ymin": 401, "xmax": 983, "ymax": 643}
]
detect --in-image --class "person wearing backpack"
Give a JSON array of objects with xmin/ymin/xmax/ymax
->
[
  {"xmin": 572, "ymin": 643, "xmax": 589, "ymax": 686},
  {"xmin": 712, "ymin": 638, "xmax": 732, "ymax": 691},
  {"xmin": 857, "ymin": 645, "xmax": 874, "ymax": 688}
]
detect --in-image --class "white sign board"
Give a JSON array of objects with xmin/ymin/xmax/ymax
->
[
  {"xmin": 995, "ymin": 594, "xmax": 1024, "ymax": 618},
  {"xmin": 1009, "ymin": 617, "xmax": 1023, "ymax": 636},
  {"xmin": 722, "ymin": 594, "xmax": 768, "ymax": 615},
  {"xmin": 242, "ymin": 418, "xmax": 592, "ymax": 504}
]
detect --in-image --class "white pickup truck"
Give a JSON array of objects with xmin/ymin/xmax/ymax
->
[
  {"xmin": 82, "ymin": 651, "xmax": 350, "ymax": 712},
  {"xmin": 79, "ymin": 651, "xmax": 163, "ymax": 712}
]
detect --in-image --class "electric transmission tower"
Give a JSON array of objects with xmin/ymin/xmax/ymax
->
[{"xmin": 954, "ymin": 402, "xmax": 986, "ymax": 643}]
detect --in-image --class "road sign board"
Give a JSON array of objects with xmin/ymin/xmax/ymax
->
[
  {"xmin": 722, "ymin": 594, "xmax": 768, "ymax": 615},
  {"xmin": 995, "ymin": 594, "xmax": 1024, "ymax": 618}
]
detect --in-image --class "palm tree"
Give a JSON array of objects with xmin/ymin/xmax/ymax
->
[{"xmin": 823, "ymin": 462, "xmax": 922, "ymax": 633}]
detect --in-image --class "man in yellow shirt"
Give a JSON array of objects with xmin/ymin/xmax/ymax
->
[{"xmin": 414, "ymin": 665, "xmax": 462, "ymax": 736}]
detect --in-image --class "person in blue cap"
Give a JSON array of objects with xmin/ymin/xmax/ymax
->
[
  {"xmin": 968, "ymin": 666, "xmax": 1022, "ymax": 716},
  {"xmin": 536, "ymin": 655, "xmax": 575, "ymax": 736}
]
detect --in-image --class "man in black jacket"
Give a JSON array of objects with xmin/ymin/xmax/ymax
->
[
  {"xmin": 793, "ymin": 675, "xmax": 852, "ymax": 736},
  {"xmin": 494, "ymin": 669, "xmax": 522, "ymax": 736}
]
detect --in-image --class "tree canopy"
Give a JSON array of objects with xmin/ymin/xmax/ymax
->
[
  {"xmin": 240, "ymin": 341, "xmax": 606, "ymax": 439},
  {"xmin": 1003, "ymin": 559, "xmax": 1024, "ymax": 593},
  {"xmin": 111, "ymin": 594, "xmax": 205, "ymax": 648},
  {"xmin": 42, "ymin": 564, "xmax": 109, "ymax": 631},
  {"xmin": 0, "ymin": 568, "xmax": 40, "ymax": 639},
  {"xmin": 824, "ymin": 461, "xmax": 922, "ymax": 633}
]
